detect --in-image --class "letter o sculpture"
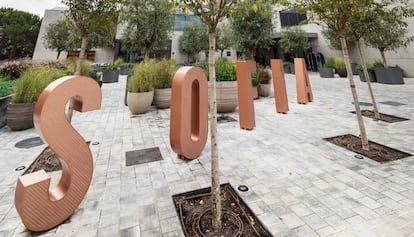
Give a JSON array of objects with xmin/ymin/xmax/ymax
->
[
  {"xmin": 15, "ymin": 76, "xmax": 101, "ymax": 231},
  {"xmin": 170, "ymin": 67, "xmax": 208, "ymax": 159}
]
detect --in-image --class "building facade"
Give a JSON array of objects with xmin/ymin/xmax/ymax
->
[{"xmin": 33, "ymin": 5, "xmax": 414, "ymax": 76}]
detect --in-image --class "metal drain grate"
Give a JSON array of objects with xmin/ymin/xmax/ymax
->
[
  {"xmin": 126, "ymin": 147, "xmax": 163, "ymax": 166},
  {"xmin": 217, "ymin": 115, "xmax": 237, "ymax": 123},
  {"xmin": 15, "ymin": 137, "xmax": 44, "ymax": 149},
  {"xmin": 379, "ymin": 101, "xmax": 407, "ymax": 106},
  {"xmin": 352, "ymin": 102, "xmax": 373, "ymax": 106}
]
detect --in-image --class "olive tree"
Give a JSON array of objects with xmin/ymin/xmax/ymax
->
[
  {"xmin": 286, "ymin": 0, "xmax": 371, "ymax": 150},
  {"xmin": 179, "ymin": 21, "xmax": 208, "ymax": 62}
]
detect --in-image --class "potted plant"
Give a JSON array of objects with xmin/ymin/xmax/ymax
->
[
  {"xmin": 319, "ymin": 58, "xmax": 335, "ymax": 78},
  {"xmin": 120, "ymin": 62, "xmax": 134, "ymax": 76},
  {"xmin": 279, "ymin": 26, "xmax": 311, "ymax": 75},
  {"xmin": 357, "ymin": 63, "xmax": 376, "ymax": 82},
  {"xmin": 257, "ymin": 68, "xmax": 271, "ymax": 97},
  {"xmin": 251, "ymin": 70, "xmax": 261, "ymax": 99},
  {"xmin": 153, "ymin": 59, "xmax": 178, "ymax": 109},
  {"xmin": 334, "ymin": 58, "xmax": 347, "ymax": 77},
  {"xmin": 7, "ymin": 66, "xmax": 65, "ymax": 131},
  {"xmin": 102, "ymin": 58, "xmax": 123, "ymax": 83},
  {"xmin": 371, "ymin": 60, "xmax": 404, "ymax": 85},
  {"xmin": 0, "ymin": 76, "xmax": 16, "ymax": 128},
  {"xmin": 194, "ymin": 59, "xmax": 238, "ymax": 113},
  {"xmin": 127, "ymin": 60, "xmax": 154, "ymax": 114}
]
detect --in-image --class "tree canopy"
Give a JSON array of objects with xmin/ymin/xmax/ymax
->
[
  {"xmin": 121, "ymin": 0, "xmax": 174, "ymax": 60},
  {"xmin": 230, "ymin": 1, "xmax": 274, "ymax": 59},
  {"xmin": 279, "ymin": 26, "xmax": 310, "ymax": 58},
  {"xmin": 0, "ymin": 8, "xmax": 41, "ymax": 60},
  {"xmin": 178, "ymin": 21, "xmax": 208, "ymax": 62},
  {"xmin": 216, "ymin": 23, "xmax": 232, "ymax": 57}
]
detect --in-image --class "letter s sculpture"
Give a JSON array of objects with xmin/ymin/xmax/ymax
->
[{"xmin": 15, "ymin": 76, "xmax": 101, "ymax": 231}]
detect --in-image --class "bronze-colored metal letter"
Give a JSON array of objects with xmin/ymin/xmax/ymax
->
[
  {"xmin": 236, "ymin": 61, "xmax": 256, "ymax": 130},
  {"xmin": 170, "ymin": 67, "xmax": 208, "ymax": 159},
  {"xmin": 15, "ymin": 76, "xmax": 102, "ymax": 231},
  {"xmin": 295, "ymin": 58, "xmax": 313, "ymax": 104},
  {"xmin": 270, "ymin": 59, "xmax": 289, "ymax": 113}
]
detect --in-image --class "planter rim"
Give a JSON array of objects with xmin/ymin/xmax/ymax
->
[{"xmin": 0, "ymin": 94, "xmax": 13, "ymax": 101}]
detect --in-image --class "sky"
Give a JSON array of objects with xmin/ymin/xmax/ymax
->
[{"xmin": 0, "ymin": 0, "xmax": 65, "ymax": 17}]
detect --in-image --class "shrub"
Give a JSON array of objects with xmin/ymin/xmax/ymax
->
[
  {"xmin": 106, "ymin": 58, "xmax": 124, "ymax": 71},
  {"xmin": 153, "ymin": 59, "xmax": 179, "ymax": 89},
  {"xmin": 334, "ymin": 58, "xmax": 346, "ymax": 70},
  {"xmin": 0, "ymin": 60, "xmax": 33, "ymax": 79},
  {"xmin": 372, "ymin": 60, "xmax": 384, "ymax": 68},
  {"xmin": 193, "ymin": 59, "xmax": 236, "ymax": 81},
  {"xmin": 67, "ymin": 58, "xmax": 93, "ymax": 76},
  {"xmin": 12, "ymin": 66, "xmax": 66, "ymax": 103},
  {"xmin": 251, "ymin": 71, "xmax": 261, "ymax": 87},
  {"xmin": 0, "ymin": 80, "xmax": 17, "ymax": 98},
  {"xmin": 0, "ymin": 74, "xmax": 12, "ymax": 82},
  {"xmin": 128, "ymin": 60, "xmax": 154, "ymax": 93},
  {"xmin": 257, "ymin": 68, "xmax": 271, "ymax": 84},
  {"xmin": 321, "ymin": 58, "xmax": 335, "ymax": 68}
]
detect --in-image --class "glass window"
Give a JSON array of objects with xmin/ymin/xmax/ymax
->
[
  {"xmin": 279, "ymin": 9, "xmax": 307, "ymax": 27},
  {"xmin": 173, "ymin": 14, "xmax": 202, "ymax": 31}
]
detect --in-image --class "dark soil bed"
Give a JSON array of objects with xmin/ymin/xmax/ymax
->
[
  {"xmin": 23, "ymin": 146, "xmax": 62, "ymax": 175},
  {"xmin": 352, "ymin": 110, "xmax": 409, "ymax": 123},
  {"xmin": 324, "ymin": 134, "xmax": 412, "ymax": 163},
  {"xmin": 173, "ymin": 183, "xmax": 272, "ymax": 237}
]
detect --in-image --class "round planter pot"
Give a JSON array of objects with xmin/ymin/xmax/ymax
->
[
  {"xmin": 102, "ymin": 70, "xmax": 119, "ymax": 83},
  {"xmin": 259, "ymin": 84, "xmax": 271, "ymax": 97},
  {"xmin": 154, "ymin": 88, "xmax": 171, "ymax": 109},
  {"xmin": 127, "ymin": 91, "xmax": 154, "ymax": 114},
  {"xmin": 215, "ymin": 81, "xmax": 238, "ymax": 113},
  {"xmin": 0, "ymin": 95, "xmax": 12, "ymax": 128},
  {"xmin": 7, "ymin": 103, "xmax": 35, "ymax": 131}
]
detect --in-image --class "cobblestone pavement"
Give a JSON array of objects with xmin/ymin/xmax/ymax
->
[{"xmin": 0, "ymin": 72, "xmax": 413, "ymax": 237}]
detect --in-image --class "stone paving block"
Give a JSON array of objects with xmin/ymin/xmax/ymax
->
[
  {"xmin": 290, "ymin": 203, "xmax": 313, "ymax": 217},
  {"xmin": 353, "ymin": 206, "xmax": 380, "ymax": 220},
  {"xmin": 302, "ymin": 213, "xmax": 328, "ymax": 230},
  {"xmin": 279, "ymin": 213, "xmax": 305, "ymax": 229},
  {"xmin": 358, "ymin": 196, "xmax": 383, "ymax": 209}
]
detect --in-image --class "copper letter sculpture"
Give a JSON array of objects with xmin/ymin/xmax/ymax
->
[
  {"xmin": 15, "ymin": 76, "xmax": 102, "ymax": 231},
  {"xmin": 170, "ymin": 67, "xmax": 208, "ymax": 159},
  {"xmin": 294, "ymin": 58, "xmax": 313, "ymax": 104},
  {"xmin": 271, "ymin": 59, "xmax": 289, "ymax": 113},
  {"xmin": 236, "ymin": 61, "xmax": 257, "ymax": 130}
]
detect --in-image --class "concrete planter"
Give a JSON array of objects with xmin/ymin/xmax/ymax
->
[
  {"xmin": 127, "ymin": 91, "xmax": 154, "ymax": 114},
  {"xmin": 102, "ymin": 70, "xmax": 119, "ymax": 83},
  {"xmin": 0, "ymin": 94, "xmax": 12, "ymax": 128},
  {"xmin": 359, "ymin": 70, "xmax": 376, "ymax": 82},
  {"xmin": 336, "ymin": 69, "xmax": 347, "ymax": 78},
  {"xmin": 119, "ymin": 66, "xmax": 131, "ymax": 76},
  {"xmin": 258, "ymin": 84, "xmax": 271, "ymax": 97},
  {"xmin": 154, "ymin": 88, "xmax": 172, "ymax": 109},
  {"xmin": 374, "ymin": 67, "xmax": 404, "ymax": 84},
  {"xmin": 215, "ymin": 81, "xmax": 238, "ymax": 113},
  {"xmin": 319, "ymin": 68, "xmax": 334, "ymax": 78},
  {"xmin": 6, "ymin": 103, "xmax": 35, "ymax": 131}
]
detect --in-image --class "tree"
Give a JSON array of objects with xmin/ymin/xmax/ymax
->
[
  {"xmin": 62, "ymin": 0, "xmax": 119, "ymax": 75},
  {"xmin": 178, "ymin": 21, "xmax": 208, "ymax": 62},
  {"xmin": 322, "ymin": 27, "xmax": 356, "ymax": 51},
  {"xmin": 121, "ymin": 0, "xmax": 174, "ymax": 60},
  {"xmin": 43, "ymin": 20, "xmax": 72, "ymax": 59},
  {"xmin": 287, "ymin": 0, "xmax": 371, "ymax": 150},
  {"xmin": 364, "ymin": 0, "xmax": 414, "ymax": 67},
  {"xmin": 230, "ymin": 1, "xmax": 274, "ymax": 59},
  {"xmin": 216, "ymin": 23, "xmax": 232, "ymax": 58},
  {"xmin": 279, "ymin": 26, "xmax": 311, "ymax": 58},
  {"xmin": 0, "ymin": 8, "xmax": 41, "ymax": 60}
]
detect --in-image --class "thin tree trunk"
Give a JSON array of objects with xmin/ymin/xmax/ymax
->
[
  {"xmin": 250, "ymin": 49, "xmax": 254, "ymax": 61},
  {"xmin": 144, "ymin": 47, "xmax": 150, "ymax": 61},
  {"xmin": 340, "ymin": 37, "xmax": 369, "ymax": 151},
  {"xmin": 380, "ymin": 50, "xmax": 387, "ymax": 67},
  {"xmin": 357, "ymin": 40, "xmax": 380, "ymax": 120},
  {"xmin": 68, "ymin": 36, "xmax": 88, "ymax": 122},
  {"xmin": 220, "ymin": 50, "xmax": 224, "ymax": 58},
  {"xmin": 209, "ymin": 32, "xmax": 222, "ymax": 233},
  {"xmin": 57, "ymin": 51, "xmax": 61, "ymax": 59}
]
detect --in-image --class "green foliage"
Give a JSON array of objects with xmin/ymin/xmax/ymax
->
[
  {"xmin": 216, "ymin": 23, "xmax": 233, "ymax": 57},
  {"xmin": 67, "ymin": 59, "xmax": 94, "ymax": 75},
  {"xmin": 320, "ymin": 58, "xmax": 335, "ymax": 68},
  {"xmin": 193, "ymin": 59, "xmax": 236, "ymax": 81},
  {"xmin": 251, "ymin": 71, "xmax": 261, "ymax": 87},
  {"xmin": 179, "ymin": 21, "xmax": 208, "ymax": 62},
  {"xmin": 371, "ymin": 60, "xmax": 384, "ymax": 68},
  {"xmin": 0, "ymin": 80, "xmax": 16, "ymax": 98},
  {"xmin": 193, "ymin": 61, "xmax": 209, "ymax": 74},
  {"xmin": 334, "ymin": 58, "xmax": 346, "ymax": 70},
  {"xmin": 121, "ymin": 0, "xmax": 174, "ymax": 59},
  {"xmin": 105, "ymin": 58, "xmax": 124, "ymax": 71},
  {"xmin": 230, "ymin": 1, "xmax": 274, "ymax": 58},
  {"xmin": 43, "ymin": 20, "xmax": 72, "ymax": 59},
  {"xmin": 322, "ymin": 27, "xmax": 356, "ymax": 51},
  {"xmin": 12, "ymin": 66, "xmax": 66, "ymax": 103},
  {"xmin": 153, "ymin": 59, "xmax": 179, "ymax": 89},
  {"xmin": 279, "ymin": 26, "xmax": 311, "ymax": 57},
  {"xmin": 128, "ymin": 60, "xmax": 154, "ymax": 93},
  {"xmin": 0, "ymin": 75, "xmax": 12, "ymax": 82},
  {"xmin": 0, "ymin": 8, "xmax": 41, "ymax": 60}
]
